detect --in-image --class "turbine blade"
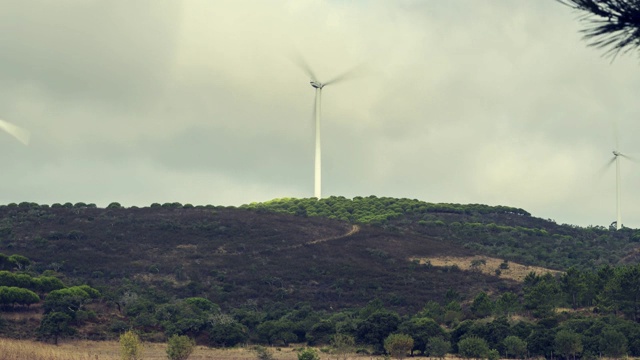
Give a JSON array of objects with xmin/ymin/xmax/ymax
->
[
  {"xmin": 0, "ymin": 119, "xmax": 30, "ymax": 145},
  {"xmin": 291, "ymin": 53, "xmax": 317, "ymax": 82},
  {"xmin": 323, "ymin": 63, "xmax": 366, "ymax": 86},
  {"xmin": 613, "ymin": 121, "xmax": 619, "ymax": 152},
  {"xmin": 620, "ymin": 153, "xmax": 639, "ymax": 163},
  {"xmin": 598, "ymin": 156, "xmax": 617, "ymax": 177}
]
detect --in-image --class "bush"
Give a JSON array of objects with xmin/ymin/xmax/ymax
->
[
  {"xmin": 120, "ymin": 330, "xmax": 142, "ymax": 360},
  {"xmin": 384, "ymin": 333, "xmax": 414, "ymax": 360},
  {"xmin": 428, "ymin": 336, "xmax": 451, "ymax": 359},
  {"xmin": 503, "ymin": 335, "xmax": 528, "ymax": 359},
  {"xmin": 166, "ymin": 334, "xmax": 195, "ymax": 360},
  {"xmin": 253, "ymin": 345, "xmax": 274, "ymax": 360},
  {"xmin": 297, "ymin": 348, "xmax": 320, "ymax": 360},
  {"xmin": 458, "ymin": 336, "xmax": 489, "ymax": 359}
]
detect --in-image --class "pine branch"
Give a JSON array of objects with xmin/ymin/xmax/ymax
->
[{"xmin": 558, "ymin": 0, "xmax": 640, "ymax": 58}]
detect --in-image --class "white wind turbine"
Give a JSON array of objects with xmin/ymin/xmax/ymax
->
[
  {"xmin": 294, "ymin": 57, "xmax": 359, "ymax": 199},
  {"xmin": 0, "ymin": 119, "xmax": 30, "ymax": 145},
  {"xmin": 604, "ymin": 125, "xmax": 632, "ymax": 230}
]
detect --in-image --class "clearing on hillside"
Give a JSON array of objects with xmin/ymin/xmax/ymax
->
[{"xmin": 411, "ymin": 256, "xmax": 563, "ymax": 282}]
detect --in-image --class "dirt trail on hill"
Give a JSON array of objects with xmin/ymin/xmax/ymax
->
[
  {"xmin": 284, "ymin": 224, "xmax": 360, "ymax": 250},
  {"xmin": 216, "ymin": 224, "xmax": 360, "ymax": 255}
]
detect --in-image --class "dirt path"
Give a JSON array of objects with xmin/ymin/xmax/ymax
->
[
  {"xmin": 216, "ymin": 224, "xmax": 360, "ymax": 255},
  {"xmin": 282, "ymin": 224, "xmax": 360, "ymax": 250}
]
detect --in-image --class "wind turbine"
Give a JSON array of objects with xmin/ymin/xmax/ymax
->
[
  {"xmin": 604, "ymin": 126, "xmax": 632, "ymax": 230},
  {"xmin": 295, "ymin": 57, "xmax": 359, "ymax": 199},
  {"xmin": 0, "ymin": 119, "xmax": 30, "ymax": 145}
]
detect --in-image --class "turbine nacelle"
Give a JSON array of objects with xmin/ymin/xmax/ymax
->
[
  {"xmin": 310, "ymin": 80, "xmax": 324, "ymax": 89},
  {"xmin": 613, "ymin": 150, "xmax": 621, "ymax": 157}
]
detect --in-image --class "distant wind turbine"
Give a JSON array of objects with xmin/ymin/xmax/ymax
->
[
  {"xmin": 294, "ymin": 56, "xmax": 360, "ymax": 199},
  {"xmin": 604, "ymin": 126, "xmax": 633, "ymax": 230},
  {"xmin": 0, "ymin": 119, "xmax": 30, "ymax": 145}
]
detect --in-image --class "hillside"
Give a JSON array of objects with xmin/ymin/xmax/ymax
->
[
  {"xmin": 243, "ymin": 196, "xmax": 640, "ymax": 270},
  {"xmin": 2, "ymin": 197, "xmax": 640, "ymax": 355},
  {"xmin": 2, "ymin": 197, "xmax": 639, "ymax": 314},
  {"xmin": 0, "ymin": 201, "xmax": 516, "ymax": 314}
]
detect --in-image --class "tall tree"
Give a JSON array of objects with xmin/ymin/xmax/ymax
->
[{"xmin": 558, "ymin": 0, "xmax": 640, "ymax": 57}]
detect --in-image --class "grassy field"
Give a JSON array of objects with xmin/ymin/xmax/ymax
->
[
  {"xmin": 0, "ymin": 338, "xmax": 386, "ymax": 360},
  {"xmin": 412, "ymin": 255, "xmax": 562, "ymax": 282}
]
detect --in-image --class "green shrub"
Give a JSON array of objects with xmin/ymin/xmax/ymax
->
[
  {"xmin": 166, "ymin": 334, "xmax": 195, "ymax": 360},
  {"xmin": 297, "ymin": 348, "xmax": 320, "ymax": 360},
  {"xmin": 384, "ymin": 333, "xmax": 414, "ymax": 360},
  {"xmin": 458, "ymin": 336, "xmax": 489, "ymax": 359},
  {"xmin": 427, "ymin": 336, "xmax": 450, "ymax": 359},
  {"xmin": 120, "ymin": 330, "xmax": 142, "ymax": 360}
]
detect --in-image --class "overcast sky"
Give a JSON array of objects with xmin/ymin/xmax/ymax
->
[{"xmin": 1, "ymin": 0, "xmax": 640, "ymax": 228}]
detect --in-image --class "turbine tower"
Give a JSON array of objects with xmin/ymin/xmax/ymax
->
[
  {"xmin": 295, "ymin": 56, "xmax": 358, "ymax": 199},
  {"xmin": 605, "ymin": 126, "xmax": 632, "ymax": 230},
  {"xmin": 0, "ymin": 119, "xmax": 30, "ymax": 145},
  {"xmin": 607, "ymin": 149, "xmax": 631, "ymax": 230},
  {"xmin": 311, "ymin": 80, "xmax": 323, "ymax": 199}
]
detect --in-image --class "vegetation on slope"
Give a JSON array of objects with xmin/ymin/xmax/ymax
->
[
  {"xmin": 1, "ymin": 197, "xmax": 640, "ymax": 359},
  {"xmin": 243, "ymin": 196, "xmax": 640, "ymax": 270}
]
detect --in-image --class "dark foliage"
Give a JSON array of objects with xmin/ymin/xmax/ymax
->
[
  {"xmin": 1, "ymin": 197, "xmax": 640, "ymax": 351},
  {"xmin": 558, "ymin": 0, "xmax": 640, "ymax": 57}
]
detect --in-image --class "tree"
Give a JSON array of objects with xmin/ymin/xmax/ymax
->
[
  {"xmin": 470, "ymin": 292, "xmax": 494, "ymax": 318},
  {"xmin": 256, "ymin": 319, "xmax": 297, "ymax": 346},
  {"xmin": 37, "ymin": 312, "xmax": 74, "ymax": 345},
  {"xmin": 599, "ymin": 328, "xmax": 628, "ymax": 358},
  {"xmin": 503, "ymin": 336, "xmax": 528, "ymax": 359},
  {"xmin": 108, "ymin": 202, "xmax": 123, "ymax": 209},
  {"xmin": 458, "ymin": 336, "xmax": 489, "ymax": 360},
  {"xmin": 428, "ymin": 336, "xmax": 451, "ymax": 359},
  {"xmin": 120, "ymin": 330, "xmax": 142, "ymax": 360},
  {"xmin": 0, "ymin": 253, "xmax": 12, "ymax": 270},
  {"xmin": 419, "ymin": 301, "xmax": 444, "ymax": 323},
  {"xmin": 384, "ymin": 333, "xmax": 414, "ymax": 360},
  {"xmin": 487, "ymin": 349, "xmax": 500, "ymax": 360},
  {"xmin": 0, "ymin": 286, "xmax": 40, "ymax": 308},
  {"xmin": 355, "ymin": 310, "xmax": 400, "ymax": 352},
  {"xmin": 557, "ymin": 0, "xmax": 640, "ymax": 57},
  {"xmin": 398, "ymin": 316, "xmax": 445, "ymax": 355},
  {"xmin": 166, "ymin": 334, "xmax": 196, "ymax": 360},
  {"xmin": 606, "ymin": 265, "xmax": 640, "ymax": 321},
  {"xmin": 495, "ymin": 292, "xmax": 521, "ymax": 316},
  {"xmin": 523, "ymin": 273, "xmax": 561, "ymax": 318},
  {"xmin": 527, "ymin": 328, "xmax": 556, "ymax": 358},
  {"xmin": 35, "ymin": 276, "xmax": 65, "ymax": 293},
  {"xmin": 208, "ymin": 317, "xmax": 248, "ymax": 347},
  {"xmin": 44, "ymin": 286, "xmax": 98, "ymax": 318},
  {"xmin": 555, "ymin": 330, "xmax": 582, "ymax": 360},
  {"xmin": 8, "ymin": 254, "xmax": 30, "ymax": 270},
  {"xmin": 560, "ymin": 267, "xmax": 587, "ymax": 308}
]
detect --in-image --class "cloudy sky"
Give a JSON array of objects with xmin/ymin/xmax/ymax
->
[{"xmin": 1, "ymin": 0, "xmax": 640, "ymax": 228}]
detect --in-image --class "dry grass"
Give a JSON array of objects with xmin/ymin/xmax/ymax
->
[
  {"xmin": 0, "ymin": 339, "xmax": 383, "ymax": 360},
  {"xmin": 411, "ymin": 255, "xmax": 563, "ymax": 282}
]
